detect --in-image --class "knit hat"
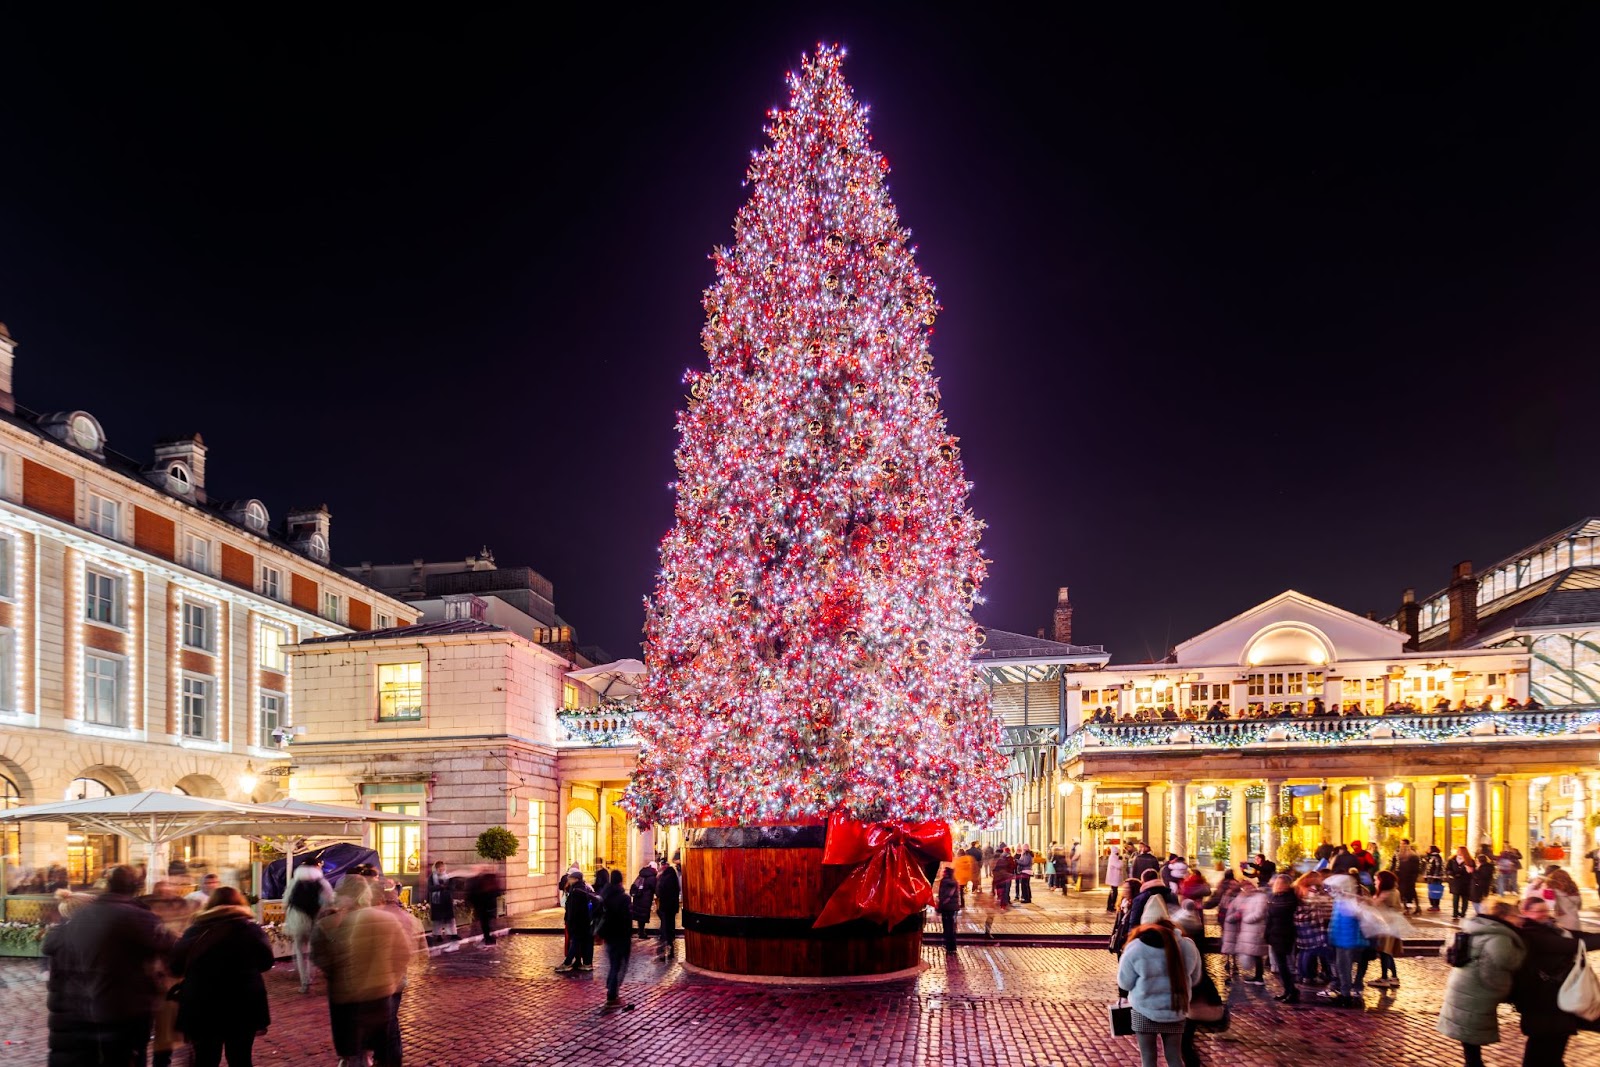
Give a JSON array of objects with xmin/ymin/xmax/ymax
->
[
  {"xmin": 1140, "ymin": 895, "xmax": 1171, "ymax": 925},
  {"xmin": 1323, "ymin": 873, "xmax": 1356, "ymax": 895},
  {"xmin": 568, "ymin": 865, "xmax": 581, "ymax": 877}
]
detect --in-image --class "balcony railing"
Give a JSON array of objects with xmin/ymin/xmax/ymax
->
[
  {"xmin": 1061, "ymin": 707, "xmax": 1600, "ymax": 760},
  {"xmin": 556, "ymin": 705, "xmax": 638, "ymax": 747}
]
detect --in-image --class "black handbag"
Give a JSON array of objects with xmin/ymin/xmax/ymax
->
[{"xmin": 1108, "ymin": 999, "xmax": 1134, "ymax": 1037}]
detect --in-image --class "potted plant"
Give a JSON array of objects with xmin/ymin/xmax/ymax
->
[{"xmin": 1210, "ymin": 840, "xmax": 1229, "ymax": 869}]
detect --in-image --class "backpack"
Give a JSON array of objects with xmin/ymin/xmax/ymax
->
[{"xmin": 1446, "ymin": 931, "xmax": 1474, "ymax": 967}]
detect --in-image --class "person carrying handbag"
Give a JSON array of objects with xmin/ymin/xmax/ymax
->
[{"xmin": 1513, "ymin": 894, "xmax": 1600, "ymax": 1066}]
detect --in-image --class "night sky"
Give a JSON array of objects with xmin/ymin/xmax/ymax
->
[{"xmin": 1, "ymin": 10, "xmax": 1596, "ymax": 663}]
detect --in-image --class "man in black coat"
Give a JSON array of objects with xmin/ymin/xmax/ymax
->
[
  {"xmin": 600, "ymin": 870, "xmax": 634, "ymax": 1008},
  {"xmin": 46, "ymin": 865, "xmax": 173, "ymax": 1067},
  {"xmin": 1240, "ymin": 853, "xmax": 1277, "ymax": 887},
  {"xmin": 654, "ymin": 860, "xmax": 681, "ymax": 961},
  {"xmin": 1264, "ymin": 874, "xmax": 1299, "ymax": 1004},
  {"xmin": 555, "ymin": 869, "xmax": 599, "ymax": 972},
  {"xmin": 1512, "ymin": 895, "xmax": 1600, "ymax": 1063},
  {"xmin": 1130, "ymin": 843, "xmax": 1161, "ymax": 881}
]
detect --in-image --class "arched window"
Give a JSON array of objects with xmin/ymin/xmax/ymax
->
[
  {"xmin": 167, "ymin": 463, "xmax": 192, "ymax": 495},
  {"xmin": 307, "ymin": 533, "xmax": 328, "ymax": 563},
  {"xmin": 65, "ymin": 776, "xmax": 113, "ymax": 801},
  {"xmin": 69, "ymin": 414, "xmax": 102, "ymax": 452},
  {"xmin": 64, "ymin": 777, "xmax": 117, "ymax": 886},
  {"xmin": 244, "ymin": 501, "xmax": 268, "ymax": 532},
  {"xmin": 0, "ymin": 774, "xmax": 20, "ymax": 871},
  {"xmin": 565, "ymin": 808, "xmax": 597, "ymax": 874}
]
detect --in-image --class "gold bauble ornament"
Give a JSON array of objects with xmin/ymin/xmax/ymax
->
[
  {"xmin": 938, "ymin": 443, "xmax": 957, "ymax": 462},
  {"xmin": 872, "ymin": 537, "xmax": 889, "ymax": 553},
  {"xmin": 825, "ymin": 231, "xmax": 845, "ymax": 253},
  {"xmin": 922, "ymin": 309, "xmax": 937, "ymax": 326},
  {"xmin": 728, "ymin": 589, "xmax": 750, "ymax": 609},
  {"xmin": 916, "ymin": 355, "xmax": 934, "ymax": 373},
  {"xmin": 913, "ymin": 639, "xmax": 932, "ymax": 660},
  {"xmin": 764, "ymin": 262, "xmax": 778, "ymax": 281},
  {"xmin": 841, "ymin": 628, "xmax": 861, "ymax": 645},
  {"xmin": 823, "ymin": 273, "xmax": 840, "ymax": 291},
  {"xmin": 782, "ymin": 456, "xmax": 802, "ymax": 474},
  {"xmin": 807, "ymin": 420, "xmax": 824, "ymax": 437},
  {"xmin": 755, "ymin": 345, "xmax": 771, "ymax": 364},
  {"xmin": 715, "ymin": 513, "xmax": 734, "ymax": 531},
  {"xmin": 879, "ymin": 458, "xmax": 899, "ymax": 476}
]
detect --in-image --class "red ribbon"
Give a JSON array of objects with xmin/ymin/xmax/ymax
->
[{"xmin": 812, "ymin": 813, "xmax": 954, "ymax": 929}]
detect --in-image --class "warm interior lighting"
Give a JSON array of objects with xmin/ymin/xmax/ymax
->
[
  {"xmin": 1385, "ymin": 781, "xmax": 1404, "ymax": 797},
  {"xmin": 1200, "ymin": 785, "xmax": 1218, "ymax": 800},
  {"xmin": 238, "ymin": 763, "xmax": 258, "ymax": 795}
]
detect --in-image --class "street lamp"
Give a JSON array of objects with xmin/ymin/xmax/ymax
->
[
  {"xmin": 238, "ymin": 763, "xmax": 259, "ymax": 795},
  {"xmin": 1058, "ymin": 781, "xmax": 1074, "ymax": 797}
]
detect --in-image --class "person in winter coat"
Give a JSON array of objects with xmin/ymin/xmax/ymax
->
[
  {"xmin": 653, "ymin": 860, "xmax": 681, "ymax": 961},
  {"xmin": 1470, "ymin": 849, "xmax": 1496, "ymax": 912},
  {"xmin": 936, "ymin": 866, "xmax": 961, "ymax": 954},
  {"xmin": 966, "ymin": 842, "xmax": 984, "ymax": 893},
  {"xmin": 284, "ymin": 861, "xmax": 334, "ymax": 992},
  {"xmin": 555, "ymin": 868, "xmax": 599, "ymax": 972},
  {"xmin": 1116, "ymin": 897, "xmax": 1202, "ymax": 1067},
  {"xmin": 41, "ymin": 889, "xmax": 95, "ymax": 1067},
  {"xmin": 1347, "ymin": 841, "xmax": 1378, "ymax": 887},
  {"xmin": 1530, "ymin": 866, "xmax": 1583, "ymax": 932},
  {"xmin": 1105, "ymin": 847, "xmax": 1127, "ymax": 911},
  {"xmin": 1109, "ymin": 879, "xmax": 1144, "ymax": 957},
  {"xmin": 599, "ymin": 870, "xmax": 634, "ymax": 1008},
  {"xmin": 1369, "ymin": 870, "xmax": 1405, "ymax": 989},
  {"xmin": 1067, "ymin": 842, "xmax": 1082, "ymax": 891},
  {"xmin": 1512, "ymin": 894, "xmax": 1600, "ymax": 1066},
  {"xmin": 1015, "ymin": 847, "xmax": 1034, "ymax": 904},
  {"xmin": 629, "ymin": 864, "xmax": 657, "ymax": 940},
  {"xmin": 311, "ymin": 875, "xmax": 414, "ymax": 1067},
  {"xmin": 1223, "ymin": 880, "xmax": 1269, "ymax": 984},
  {"xmin": 467, "ymin": 866, "xmax": 503, "ymax": 946},
  {"xmin": 1178, "ymin": 869, "xmax": 1209, "ymax": 906},
  {"xmin": 1423, "ymin": 845, "xmax": 1447, "ymax": 912},
  {"xmin": 991, "ymin": 848, "xmax": 1016, "ymax": 907},
  {"xmin": 1240, "ymin": 853, "xmax": 1277, "ymax": 887},
  {"xmin": 427, "ymin": 861, "xmax": 457, "ymax": 942},
  {"xmin": 1446, "ymin": 847, "xmax": 1476, "ymax": 919},
  {"xmin": 1326, "ymin": 874, "xmax": 1370, "ymax": 1007},
  {"xmin": 46, "ymin": 865, "xmax": 174, "ymax": 1067},
  {"xmin": 169, "ymin": 886, "xmax": 274, "ymax": 1067},
  {"xmin": 1393, "ymin": 841, "xmax": 1422, "ymax": 914},
  {"xmin": 1265, "ymin": 874, "xmax": 1300, "ymax": 1003},
  {"xmin": 1437, "ymin": 901, "xmax": 1527, "ymax": 1066},
  {"xmin": 1293, "ymin": 872, "xmax": 1333, "ymax": 986},
  {"xmin": 1131, "ymin": 843, "xmax": 1161, "ymax": 882}
]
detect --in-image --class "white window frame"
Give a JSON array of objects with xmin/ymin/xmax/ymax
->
[
  {"xmin": 182, "ymin": 600, "xmax": 216, "ymax": 653},
  {"xmin": 376, "ymin": 661, "xmax": 423, "ymax": 722},
  {"xmin": 0, "ymin": 629, "xmax": 14, "ymax": 713},
  {"xmin": 182, "ymin": 533, "xmax": 211, "ymax": 573},
  {"xmin": 322, "ymin": 591, "xmax": 342, "ymax": 624},
  {"xmin": 260, "ymin": 565, "xmax": 282, "ymax": 601},
  {"xmin": 83, "ymin": 653, "xmax": 125, "ymax": 727},
  {"xmin": 181, "ymin": 674, "xmax": 213, "ymax": 740},
  {"xmin": 88, "ymin": 493, "xmax": 121, "ymax": 540},
  {"xmin": 260, "ymin": 690, "xmax": 283, "ymax": 744},
  {"xmin": 84, "ymin": 568, "xmax": 125, "ymax": 628},
  {"xmin": 376, "ymin": 613, "xmax": 394, "ymax": 630},
  {"xmin": 244, "ymin": 501, "xmax": 268, "ymax": 533},
  {"xmin": 0, "ymin": 535, "xmax": 12, "ymax": 600},
  {"xmin": 258, "ymin": 624, "xmax": 286, "ymax": 672}
]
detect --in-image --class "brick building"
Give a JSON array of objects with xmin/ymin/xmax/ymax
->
[{"xmin": 0, "ymin": 323, "xmax": 418, "ymax": 889}]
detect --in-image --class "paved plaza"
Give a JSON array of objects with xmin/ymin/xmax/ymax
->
[{"xmin": 5, "ymin": 931, "xmax": 1600, "ymax": 1067}]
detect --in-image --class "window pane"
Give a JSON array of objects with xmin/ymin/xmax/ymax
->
[{"xmin": 377, "ymin": 662, "xmax": 423, "ymax": 720}]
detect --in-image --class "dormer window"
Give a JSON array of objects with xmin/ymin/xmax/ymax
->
[
  {"xmin": 167, "ymin": 463, "xmax": 192, "ymax": 495},
  {"xmin": 307, "ymin": 533, "xmax": 329, "ymax": 563},
  {"xmin": 70, "ymin": 415, "xmax": 101, "ymax": 452},
  {"xmin": 244, "ymin": 501, "xmax": 268, "ymax": 532}
]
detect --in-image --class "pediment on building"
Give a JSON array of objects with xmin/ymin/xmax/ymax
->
[{"xmin": 1171, "ymin": 589, "xmax": 1409, "ymax": 668}]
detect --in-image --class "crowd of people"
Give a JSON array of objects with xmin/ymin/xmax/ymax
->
[
  {"xmin": 1087, "ymin": 694, "xmax": 1545, "ymax": 725},
  {"xmin": 1096, "ymin": 835, "xmax": 1600, "ymax": 1067},
  {"xmin": 36, "ymin": 857, "xmax": 512, "ymax": 1067},
  {"xmin": 553, "ymin": 853, "xmax": 682, "ymax": 1009}
]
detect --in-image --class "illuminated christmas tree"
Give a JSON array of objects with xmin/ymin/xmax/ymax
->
[{"xmin": 625, "ymin": 45, "xmax": 1004, "ymax": 828}]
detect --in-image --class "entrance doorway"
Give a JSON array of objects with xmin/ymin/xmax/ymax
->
[{"xmin": 566, "ymin": 808, "xmax": 597, "ymax": 875}]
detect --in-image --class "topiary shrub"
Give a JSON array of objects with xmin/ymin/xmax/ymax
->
[{"xmin": 475, "ymin": 826, "xmax": 519, "ymax": 862}]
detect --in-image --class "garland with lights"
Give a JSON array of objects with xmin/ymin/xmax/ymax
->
[{"xmin": 622, "ymin": 45, "xmax": 1003, "ymax": 828}]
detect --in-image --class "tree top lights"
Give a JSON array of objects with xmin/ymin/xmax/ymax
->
[{"xmin": 623, "ymin": 45, "xmax": 1005, "ymax": 827}]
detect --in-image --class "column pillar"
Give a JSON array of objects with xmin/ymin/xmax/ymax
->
[
  {"xmin": 1589, "ymin": 776, "xmax": 1600, "ymax": 857},
  {"xmin": 1568, "ymin": 780, "xmax": 1585, "ymax": 862},
  {"xmin": 1078, "ymin": 782, "xmax": 1098, "ymax": 891},
  {"xmin": 1230, "ymin": 680, "xmax": 1249, "ymax": 716},
  {"xmin": 1322, "ymin": 780, "xmax": 1340, "ymax": 849},
  {"xmin": 1229, "ymin": 783, "xmax": 1248, "ymax": 873},
  {"xmin": 1265, "ymin": 779, "xmax": 1283, "ymax": 862},
  {"xmin": 1415, "ymin": 782, "xmax": 1437, "ymax": 852},
  {"xmin": 1148, "ymin": 784, "xmax": 1169, "ymax": 858},
  {"xmin": 1468, "ymin": 774, "xmax": 1492, "ymax": 852},
  {"xmin": 1171, "ymin": 780, "xmax": 1189, "ymax": 864},
  {"xmin": 1370, "ymin": 779, "xmax": 1386, "ymax": 852}
]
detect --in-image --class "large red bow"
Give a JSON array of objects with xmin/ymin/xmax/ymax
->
[{"xmin": 812, "ymin": 813, "xmax": 954, "ymax": 929}]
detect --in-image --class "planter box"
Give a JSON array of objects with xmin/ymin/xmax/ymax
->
[{"xmin": 0, "ymin": 940, "xmax": 44, "ymax": 958}]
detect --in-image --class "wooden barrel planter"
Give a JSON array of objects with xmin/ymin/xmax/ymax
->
[{"xmin": 681, "ymin": 822, "xmax": 927, "ymax": 980}]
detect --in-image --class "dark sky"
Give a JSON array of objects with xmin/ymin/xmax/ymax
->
[{"xmin": 2, "ymin": 9, "xmax": 1597, "ymax": 663}]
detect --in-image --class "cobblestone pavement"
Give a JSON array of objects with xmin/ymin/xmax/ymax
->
[{"xmin": 5, "ymin": 934, "xmax": 1600, "ymax": 1066}]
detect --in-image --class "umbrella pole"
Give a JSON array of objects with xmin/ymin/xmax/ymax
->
[{"xmin": 147, "ymin": 815, "xmax": 159, "ymax": 893}]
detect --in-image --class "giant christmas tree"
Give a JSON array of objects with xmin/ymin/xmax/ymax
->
[{"xmin": 625, "ymin": 46, "xmax": 1004, "ymax": 830}]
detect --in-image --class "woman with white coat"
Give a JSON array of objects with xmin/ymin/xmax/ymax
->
[{"xmin": 1117, "ymin": 897, "xmax": 1202, "ymax": 1067}]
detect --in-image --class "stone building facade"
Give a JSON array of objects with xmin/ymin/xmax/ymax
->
[{"xmin": 0, "ymin": 322, "xmax": 417, "ymax": 888}]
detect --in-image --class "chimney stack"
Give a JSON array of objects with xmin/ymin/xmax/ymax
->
[
  {"xmin": 1053, "ymin": 586, "xmax": 1074, "ymax": 644},
  {"xmin": 287, "ymin": 505, "xmax": 333, "ymax": 562},
  {"xmin": 1398, "ymin": 588, "xmax": 1421, "ymax": 650},
  {"xmin": 1446, "ymin": 561, "xmax": 1479, "ymax": 646},
  {"xmin": 0, "ymin": 322, "xmax": 15, "ymax": 413}
]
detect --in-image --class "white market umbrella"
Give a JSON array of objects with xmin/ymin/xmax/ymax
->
[
  {"xmin": 0, "ymin": 790, "xmax": 353, "ymax": 891},
  {"xmin": 567, "ymin": 657, "xmax": 648, "ymax": 700}
]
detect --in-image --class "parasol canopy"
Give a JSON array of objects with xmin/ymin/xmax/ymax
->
[{"xmin": 567, "ymin": 657, "xmax": 648, "ymax": 700}]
